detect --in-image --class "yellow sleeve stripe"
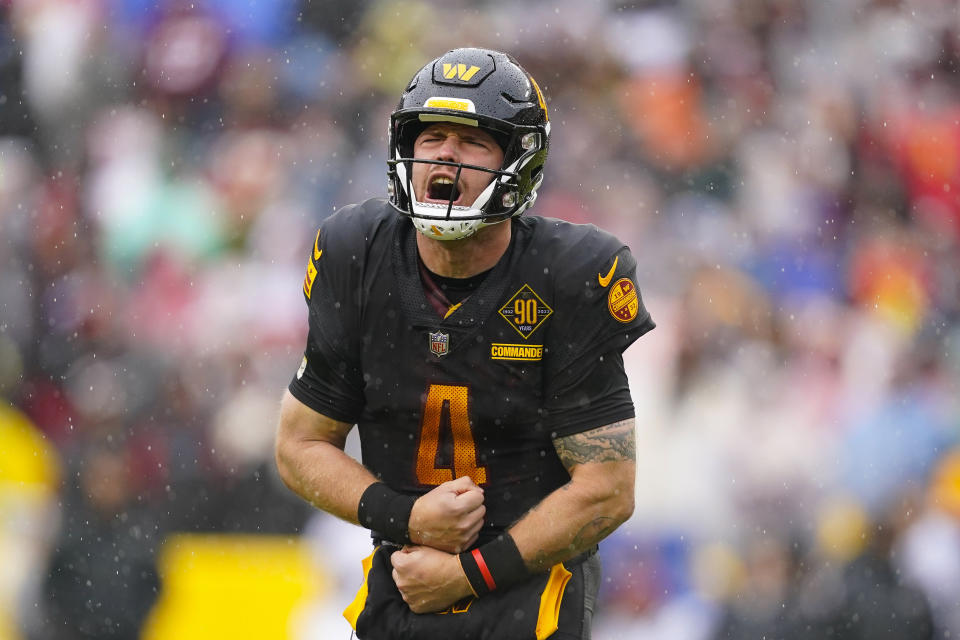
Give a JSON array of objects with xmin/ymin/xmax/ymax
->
[
  {"xmin": 535, "ymin": 562, "xmax": 573, "ymax": 640},
  {"xmin": 342, "ymin": 547, "xmax": 378, "ymax": 630}
]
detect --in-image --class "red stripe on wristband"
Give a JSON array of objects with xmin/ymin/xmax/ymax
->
[{"xmin": 471, "ymin": 548, "xmax": 497, "ymax": 592}]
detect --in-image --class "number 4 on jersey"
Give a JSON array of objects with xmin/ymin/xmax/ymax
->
[{"xmin": 415, "ymin": 384, "xmax": 487, "ymax": 485}]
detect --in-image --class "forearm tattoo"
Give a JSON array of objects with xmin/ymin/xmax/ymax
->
[
  {"xmin": 553, "ymin": 419, "xmax": 636, "ymax": 470},
  {"xmin": 572, "ymin": 517, "xmax": 618, "ymax": 548},
  {"xmin": 522, "ymin": 420, "xmax": 635, "ymax": 571}
]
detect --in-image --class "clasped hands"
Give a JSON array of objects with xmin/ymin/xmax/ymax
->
[{"xmin": 389, "ymin": 475, "xmax": 485, "ymax": 613}]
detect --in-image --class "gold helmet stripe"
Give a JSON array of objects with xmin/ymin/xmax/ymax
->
[{"xmin": 529, "ymin": 74, "xmax": 549, "ymax": 122}]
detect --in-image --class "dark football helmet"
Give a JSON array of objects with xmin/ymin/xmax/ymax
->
[{"xmin": 388, "ymin": 48, "xmax": 550, "ymax": 240}]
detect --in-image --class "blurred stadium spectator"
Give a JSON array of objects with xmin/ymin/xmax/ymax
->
[{"xmin": 1, "ymin": 0, "xmax": 957, "ymax": 638}]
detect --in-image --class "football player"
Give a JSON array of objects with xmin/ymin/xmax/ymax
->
[{"xmin": 276, "ymin": 47, "xmax": 655, "ymax": 639}]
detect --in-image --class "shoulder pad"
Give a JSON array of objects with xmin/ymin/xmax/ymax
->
[
  {"xmin": 529, "ymin": 217, "xmax": 629, "ymax": 297},
  {"xmin": 302, "ymin": 198, "xmax": 395, "ymax": 301},
  {"xmin": 525, "ymin": 217, "xmax": 653, "ymax": 369},
  {"xmin": 320, "ymin": 198, "xmax": 394, "ymax": 247}
]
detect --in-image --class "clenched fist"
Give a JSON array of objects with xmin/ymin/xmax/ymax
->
[
  {"xmin": 408, "ymin": 475, "xmax": 485, "ymax": 553},
  {"xmin": 391, "ymin": 545, "xmax": 474, "ymax": 613}
]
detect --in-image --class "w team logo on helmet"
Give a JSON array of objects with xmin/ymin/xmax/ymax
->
[
  {"xmin": 388, "ymin": 48, "xmax": 550, "ymax": 241},
  {"xmin": 441, "ymin": 63, "xmax": 482, "ymax": 83}
]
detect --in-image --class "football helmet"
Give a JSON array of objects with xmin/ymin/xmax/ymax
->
[{"xmin": 388, "ymin": 48, "xmax": 550, "ymax": 241}]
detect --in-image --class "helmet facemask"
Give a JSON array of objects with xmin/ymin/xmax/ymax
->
[{"xmin": 388, "ymin": 113, "xmax": 549, "ymax": 241}]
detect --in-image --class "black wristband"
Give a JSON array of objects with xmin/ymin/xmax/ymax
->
[
  {"xmin": 356, "ymin": 482, "xmax": 417, "ymax": 545},
  {"xmin": 458, "ymin": 533, "xmax": 530, "ymax": 596}
]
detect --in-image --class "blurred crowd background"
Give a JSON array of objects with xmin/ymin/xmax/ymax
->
[{"xmin": 1, "ymin": 0, "xmax": 959, "ymax": 638}]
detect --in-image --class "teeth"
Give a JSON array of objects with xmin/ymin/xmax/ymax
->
[{"xmin": 428, "ymin": 175, "xmax": 459, "ymax": 202}]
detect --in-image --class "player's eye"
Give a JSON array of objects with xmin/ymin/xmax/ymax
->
[{"xmin": 464, "ymin": 138, "xmax": 491, "ymax": 149}]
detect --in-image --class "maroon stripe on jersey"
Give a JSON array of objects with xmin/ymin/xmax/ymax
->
[{"xmin": 418, "ymin": 259, "xmax": 456, "ymax": 318}]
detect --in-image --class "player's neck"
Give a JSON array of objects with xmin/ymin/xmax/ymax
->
[{"xmin": 416, "ymin": 221, "xmax": 511, "ymax": 278}]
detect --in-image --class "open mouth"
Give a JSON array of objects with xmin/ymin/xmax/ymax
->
[{"xmin": 426, "ymin": 176, "xmax": 461, "ymax": 204}]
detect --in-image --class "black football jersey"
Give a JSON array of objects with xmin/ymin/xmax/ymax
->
[{"xmin": 289, "ymin": 199, "xmax": 655, "ymax": 540}]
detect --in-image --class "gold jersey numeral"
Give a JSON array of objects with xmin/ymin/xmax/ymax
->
[{"xmin": 415, "ymin": 384, "xmax": 487, "ymax": 486}]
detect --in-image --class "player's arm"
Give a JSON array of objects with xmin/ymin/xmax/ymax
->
[
  {"xmin": 276, "ymin": 390, "xmax": 485, "ymax": 549},
  {"xmin": 393, "ymin": 349, "xmax": 639, "ymax": 614},
  {"xmin": 510, "ymin": 418, "xmax": 635, "ymax": 570},
  {"xmin": 275, "ymin": 389, "xmax": 375, "ymax": 525},
  {"xmin": 390, "ymin": 418, "xmax": 635, "ymax": 613}
]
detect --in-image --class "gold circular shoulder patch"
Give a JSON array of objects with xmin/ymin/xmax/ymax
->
[{"xmin": 608, "ymin": 278, "xmax": 640, "ymax": 323}]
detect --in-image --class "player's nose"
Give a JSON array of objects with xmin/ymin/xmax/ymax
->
[{"xmin": 434, "ymin": 134, "xmax": 461, "ymax": 161}]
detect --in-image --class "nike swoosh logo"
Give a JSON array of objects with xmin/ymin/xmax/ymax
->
[
  {"xmin": 598, "ymin": 256, "xmax": 618, "ymax": 287},
  {"xmin": 313, "ymin": 229, "xmax": 323, "ymax": 261}
]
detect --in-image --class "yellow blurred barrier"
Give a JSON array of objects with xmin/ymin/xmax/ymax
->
[
  {"xmin": 142, "ymin": 534, "xmax": 326, "ymax": 640},
  {"xmin": 0, "ymin": 403, "xmax": 59, "ymax": 491},
  {"xmin": 0, "ymin": 403, "xmax": 60, "ymax": 640},
  {"xmin": 931, "ymin": 449, "xmax": 960, "ymax": 517}
]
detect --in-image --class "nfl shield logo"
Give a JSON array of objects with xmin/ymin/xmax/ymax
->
[{"xmin": 429, "ymin": 331, "xmax": 450, "ymax": 357}]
